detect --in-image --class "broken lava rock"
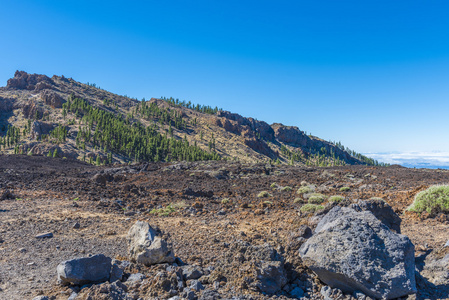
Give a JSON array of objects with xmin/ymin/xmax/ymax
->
[
  {"xmin": 127, "ymin": 221, "xmax": 175, "ymax": 266},
  {"xmin": 57, "ymin": 254, "xmax": 112, "ymax": 285},
  {"xmin": 299, "ymin": 206, "xmax": 416, "ymax": 299}
]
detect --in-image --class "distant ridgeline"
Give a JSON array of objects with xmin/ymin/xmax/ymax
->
[{"xmin": 0, "ymin": 71, "xmax": 387, "ymax": 167}]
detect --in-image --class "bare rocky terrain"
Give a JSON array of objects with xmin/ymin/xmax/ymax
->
[{"xmin": 1, "ymin": 155, "xmax": 449, "ymax": 299}]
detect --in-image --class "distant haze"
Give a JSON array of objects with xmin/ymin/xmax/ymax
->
[{"xmin": 364, "ymin": 152, "xmax": 449, "ymax": 169}]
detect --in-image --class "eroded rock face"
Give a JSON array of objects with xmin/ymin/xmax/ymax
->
[
  {"xmin": 30, "ymin": 121, "xmax": 55, "ymax": 139},
  {"xmin": 300, "ymin": 206, "xmax": 416, "ymax": 299},
  {"xmin": 40, "ymin": 90, "xmax": 66, "ymax": 108},
  {"xmin": 127, "ymin": 221, "xmax": 175, "ymax": 266},
  {"xmin": 57, "ymin": 254, "xmax": 112, "ymax": 285},
  {"xmin": 7, "ymin": 70, "xmax": 53, "ymax": 90},
  {"xmin": 271, "ymin": 123, "xmax": 309, "ymax": 147}
]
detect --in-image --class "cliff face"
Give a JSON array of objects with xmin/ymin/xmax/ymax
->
[
  {"xmin": 0, "ymin": 71, "xmax": 370, "ymax": 166},
  {"xmin": 214, "ymin": 111, "xmax": 362, "ymax": 165}
]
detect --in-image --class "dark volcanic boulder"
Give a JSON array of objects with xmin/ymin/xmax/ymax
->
[
  {"xmin": 300, "ymin": 206, "xmax": 416, "ymax": 299},
  {"xmin": 57, "ymin": 254, "xmax": 112, "ymax": 285}
]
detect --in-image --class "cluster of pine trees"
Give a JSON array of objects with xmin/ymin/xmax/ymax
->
[
  {"xmin": 64, "ymin": 95, "xmax": 220, "ymax": 163},
  {"xmin": 135, "ymin": 99, "xmax": 187, "ymax": 130},
  {"xmin": 161, "ymin": 96, "xmax": 221, "ymax": 115},
  {"xmin": 334, "ymin": 141, "xmax": 388, "ymax": 166},
  {"xmin": 0, "ymin": 126, "xmax": 21, "ymax": 149},
  {"xmin": 280, "ymin": 144, "xmax": 346, "ymax": 167}
]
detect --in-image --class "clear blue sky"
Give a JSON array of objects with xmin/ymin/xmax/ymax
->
[{"xmin": 2, "ymin": 1, "xmax": 449, "ymax": 159}]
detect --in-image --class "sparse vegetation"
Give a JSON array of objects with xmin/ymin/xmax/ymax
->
[
  {"xmin": 293, "ymin": 197, "xmax": 304, "ymax": 204},
  {"xmin": 221, "ymin": 198, "xmax": 230, "ymax": 204},
  {"xmin": 281, "ymin": 186, "xmax": 292, "ymax": 192},
  {"xmin": 149, "ymin": 204, "xmax": 177, "ymax": 216},
  {"xmin": 308, "ymin": 193, "xmax": 326, "ymax": 204},
  {"xmin": 257, "ymin": 191, "xmax": 272, "ymax": 198},
  {"xmin": 297, "ymin": 185, "xmax": 314, "ymax": 194},
  {"xmin": 270, "ymin": 182, "xmax": 277, "ymax": 188},
  {"xmin": 340, "ymin": 186, "xmax": 350, "ymax": 192},
  {"xmin": 329, "ymin": 195, "xmax": 344, "ymax": 203},
  {"xmin": 300, "ymin": 204, "xmax": 324, "ymax": 213},
  {"xmin": 407, "ymin": 185, "xmax": 449, "ymax": 214}
]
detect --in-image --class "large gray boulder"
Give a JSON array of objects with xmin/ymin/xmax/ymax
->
[
  {"xmin": 57, "ymin": 254, "xmax": 112, "ymax": 285},
  {"xmin": 300, "ymin": 206, "xmax": 416, "ymax": 299},
  {"xmin": 127, "ymin": 221, "xmax": 175, "ymax": 266}
]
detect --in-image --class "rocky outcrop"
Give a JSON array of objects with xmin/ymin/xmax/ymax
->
[
  {"xmin": 271, "ymin": 123, "xmax": 309, "ymax": 147},
  {"xmin": 0, "ymin": 96, "xmax": 14, "ymax": 112},
  {"xmin": 30, "ymin": 121, "xmax": 55, "ymax": 139},
  {"xmin": 40, "ymin": 90, "xmax": 65, "ymax": 108},
  {"xmin": 216, "ymin": 110, "xmax": 275, "ymax": 141},
  {"xmin": 127, "ymin": 221, "xmax": 175, "ymax": 266},
  {"xmin": 22, "ymin": 101, "xmax": 43, "ymax": 119},
  {"xmin": 244, "ymin": 138, "xmax": 277, "ymax": 158},
  {"xmin": 7, "ymin": 71, "xmax": 53, "ymax": 91},
  {"xmin": 300, "ymin": 206, "xmax": 416, "ymax": 299}
]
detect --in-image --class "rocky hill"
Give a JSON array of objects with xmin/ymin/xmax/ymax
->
[{"xmin": 0, "ymin": 71, "xmax": 382, "ymax": 166}]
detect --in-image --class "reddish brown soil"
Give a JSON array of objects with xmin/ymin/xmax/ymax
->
[{"xmin": 1, "ymin": 155, "xmax": 449, "ymax": 299}]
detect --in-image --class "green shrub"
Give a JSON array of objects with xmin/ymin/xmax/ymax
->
[
  {"xmin": 281, "ymin": 186, "xmax": 292, "ymax": 192},
  {"xmin": 308, "ymin": 193, "xmax": 326, "ymax": 204},
  {"xmin": 329, "ymin": 195, "xmax": 344, "ymax": 203},
  {"xmin": 150, "ymin": 204, "xmax": 176, "ymax": 216},
  {"xmin": 297, "ymin": 185, "xmax": 314, "ymax": 194},
  {"xmin": 257, "ymin": 191, "xmax": 272, "ymax": 198},
  {"xmin": 340, "ymin": 186, "xmax": 350, "ymax": 192},
  {"xmin": 263, "ymin": 201, "xmax": 273, "ymax": 205},
  {"xmin": 270, "ymin": 182, "xmax": 277, "ymax": 188},
  {"xmin": 408, "ymin": 185, "xmax": 449, "ymax": 214},
  {"xmin": 221, "ymin": 198, "xmax": 230, "ymax": 204},
  {"xmin": 293, "ymin": 197, "xmax": 304, "ymax": 204},
  {"xmin": 300, "ymin": 204, "xmax": 324, "ymax": 213}
]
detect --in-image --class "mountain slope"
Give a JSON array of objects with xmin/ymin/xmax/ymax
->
[{"xmin": 0, "ymin": 71, "xmax": 383, "ymax": 166}]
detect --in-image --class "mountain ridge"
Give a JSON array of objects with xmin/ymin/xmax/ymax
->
[{"xmin": 0, "ymin": 70, "xmax": 384, "ymax": 166}]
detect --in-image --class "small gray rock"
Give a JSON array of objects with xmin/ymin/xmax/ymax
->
[
  {"xmin": 73, "ymin": 222, "xmax": 80, "ymax": 229},
  {"xmin": 126, "ymin": 273, "xmax": 145, "ymax": 283},
  {"xmin": 32, "ymin": 297, "xmax": 49, "ymax": 300},
  {"xmin": 189, "ymin": 280, "xmax": 205, "ymax": 291},
  {"xmin": 35, "ymin": 232, "xmax": 53, "ymax": 239},
  {"xmin": 182, "ymin": 288, "xmax": 196, "ymax": 300},
  {"xmin": 109, "ymin": 263, "xmax": 124, "ymax": 282},
  {"xmin": 68, "ymin": 292, "xmax": 78, "ymax": 300},
  {"xmin": 182, "ymin": 265, "xmax": 204, "ymax": 280}
]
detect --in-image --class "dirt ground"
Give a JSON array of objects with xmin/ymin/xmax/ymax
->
[{"xmin": 1, "ymin": 155, "xmax": 449, "ymax": 299}]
